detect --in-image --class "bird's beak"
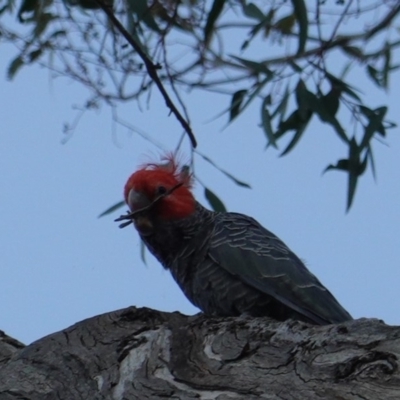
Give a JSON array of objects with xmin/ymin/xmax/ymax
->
[
  {"xmin": 127, "ymin": 189, "xmax": 154, "ymax": 235},
  {"xmin": 127, "ymin": 189, "xmax": 151, "ymax": 211}
]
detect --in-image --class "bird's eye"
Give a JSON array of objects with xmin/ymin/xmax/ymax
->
[{"xmin": 156, "ymin": 185, "xmax": 167, "ymax": 195}]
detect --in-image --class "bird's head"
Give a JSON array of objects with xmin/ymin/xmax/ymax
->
[{"xmin": 122, "ymin": 154, "xmax": 195, "ymax": 235}]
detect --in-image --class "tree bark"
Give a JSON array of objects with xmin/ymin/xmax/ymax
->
[{"xmin": 0, "ymin": 307, "xmax": 399, "ymax": 399}]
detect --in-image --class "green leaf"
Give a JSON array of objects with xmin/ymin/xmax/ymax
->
[
  {"xmin": 229, "ymin": 89, "xmax": 247, "ymax": 121},
  {"xmin": 124, "ymin": 4, "xmax": 150, "ymax": 56},
  {"xmin": 276, "ymin": 109, "xmax": 303, "ymax": 137},
  {"xmin": 219, "ymin": 172, "xmax": 251, "ymax": 188},
  {"xmin": 239, "ymin": 75, "xmax": 273, "ymax": 113},
  {"xmin": 140, "ymin": 240, "xmax": 147, "ymax": 265},
  {"xmin": 242, "ymin": 2, "xmax": 264, "ymax": 20},
  {"xmin": 7, "ymin": 55, "xmax": 24, "ymax": 80},
  {"xmin": 291, "ymin": 0, "xmax": 308, "ymax": 54},
  {"xmin": 322, "ymin": 88, "xmax": 340, "ymax": 117},
  {"xmin": 28, "ymin": 48, "xmax": 43, "ymax": 63},
  {"xmin": 196, "ymin": 152, "xmax": 251, "ymax": 188},
  {"xmin": 325, "ymin": 143, "xmax": 363, "ymax": 211},
  {"xmin": 274, "ymin": 13, "xmax": 295, "ymax": 35},
  {"xmin": 359, "ymin": 106, "xmax": 387, "ymax": 137},
  {"xmin": 325, "ymin": 73, "xmax": 361, "ymax": 102},
  {"xmin": 309, "ymin": 90, "xmax": 348, "ymax": 143},
  {"xmin": 0, "ymin": 3, "xmax": 10, "ymax": 15},
  {"xmin": 323, "ymin": 159, "xmax": 350, "ymax": 174},
  {"xmin": 127, "ymin": 0, "xmax": 161, "ymax": 33},
  {"xmin": 366, "ymin": 65, "xmax": 382, "ymax": 88},
  {"xmin": 359, "ymin": 152, "xmax": 368, "ymax": 176},
  {"xmin": 347, "ymin": 138, "xmax": 361, "ymax": 211},
  {"xmin": 383, "ymin": 119, "xmax": 397, "ymax": 130},
  {"xmin": 204, "ymin": 0, "xmax": 226, "ymax": 44},
  {"xmin": 279, "ymin": 112, "xmax": 311, "ymax": 156},
  {"xmin": 241, "ymin": 8, "xmax": 275, "ymax": 50},
  {"xmin": 221, "ymin": 171, "xmax": 249, "ymax": 188},
  {"xmin": 17, "ymin": 0, "xmax": 38, "ymax": 22},
  {"xmin": 324, "ymin": 136, "xmax": 368, "ymax": 210},
  {"xmin": 360, "ymin": 106, "xmax": 387, "ymax": 149},
  {"xmin": 341, "ymin": 45, "xmax": 365, "ymax": 60},
  {"xmin": 358, "ymin": 105, "xmax": 374, "ymax": 119},
  {"xmin": 33, "ymin": 13, "xmax": 54, "ymax": 38},
  {"xmin": 367, "ymin": 147, "xmax": 376, "ymax": 180},
  {"xmin": 205, "ymin": 188, "xmax": 227, "ymax": 212},
  {"xmin": 240, "ymin": 3, "xmax": 275, "ymax": 50},
  {"xmin": 295, "ymin": 79, "xmax": 309, "ymax": 120},
  {"xmin": 98, "ymin": 200, "xmax": 126, "ymax": 218},
  {"xmin": 294, "ymin": 81, "xmax": 346, "ymax": 144},
  {"xmin": 261, "ymin": 95, "xmax": 277, "ymax": 148},
  {"xmin": 383, "ymin": 43, "xmax": 391, "ymax": 89},
  {"xmin": 288, "ymin": 61, "xmax": 302, "ymax": 72},
  {"xmin": 271, "ymin": 86, "xmax": 289, "ymax": 121},
  {"xmin": 277, "ymin": 85, "xmax": 313, "ymax": 155},
  {"xmin": 231, "ymin": 56, "xmax": 273, "ymax": 77},
  {"xmin": 71, "ymin": 0, "xmax": 105, "ymax": 10},
  {"xmin": 48, "ymin": 29, "xmax": 67, "ymax": 39}
]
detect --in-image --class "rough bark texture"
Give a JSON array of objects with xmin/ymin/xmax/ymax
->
[{"xmin": 0, "ymin": 307, "xmax": 399, "ymax": 399}]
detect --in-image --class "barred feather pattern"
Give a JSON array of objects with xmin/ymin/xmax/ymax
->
[{"xmin": 140, "ymin": 202, "xmax": 352, "ymax": 325}]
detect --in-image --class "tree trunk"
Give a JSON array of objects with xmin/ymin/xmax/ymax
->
[{"xmin": 0, "ymin": 306, "xmax": 399, "ymax": 399}]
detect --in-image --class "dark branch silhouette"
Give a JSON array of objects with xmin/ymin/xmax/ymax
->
[
  {"xmin": 0, "ymin": 307, "xmax": 399, "ymax": 399},
  {"xmin": 93, "ymin": 0, "xmax": 197, "ymax": 148}
]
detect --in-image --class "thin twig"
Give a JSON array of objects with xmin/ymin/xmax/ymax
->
[
  {"xmin": 252, "ymin": 5, "xmax": 400, "ymax": 68},
  {"xmin": 366, "ymin": 3, "xmax": 400, "ymax": 39},
  {"xmin": 93, "ymin": 0, "xmax": 197, "ymax": 148},
  {"xmin": 328, "ymin": 0, "xmax": 353, "ymax": 43}
]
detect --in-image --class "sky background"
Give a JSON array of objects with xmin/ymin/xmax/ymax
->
[{"xmin": 1, "ymin": 7, "xmax": 400, "ymax": 345}]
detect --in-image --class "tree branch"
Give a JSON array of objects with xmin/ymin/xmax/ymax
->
[
  {"xmin": 241, "ymin": 5, "xmax": 400, "ymax": 68},
  {"xmin": 366, "ymin": 3, "xmax": 400, "ymax": 39},
  {"xmin": 0, "ymin": 307, "xmax": 399, "ymax": 399},
  {"xmin": 93, "ymin": 0, "xmax": 197, "ymax": 148}
]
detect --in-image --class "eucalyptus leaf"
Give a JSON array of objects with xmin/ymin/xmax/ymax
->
[
  {"xmin": 7, "ymin": 55, "xmax": 24, "ymax": 80},
  {"xmin": 360, "ymin": 106, "xmax": 387, "ymax": 149},
  {"xmin": 196, "ymin": 152, "xmax": 251, "ymax": 188},
  {"xmin": 17, "ymin": 0, "xmax": 38, "ymax": 22},
  {"xmin": 140, "ymin": 240, "xmax": 147, "ymax": 265},
  {"xmin": 346, "ymin": 138, "xmax": 361, "ymax": 211},
  {"xmin": 29, "ymin": 48, "xmax": 43, "ymax": 63},
  {"xmin": 326, "ymin": 73, "xmax": 361, "ymax": 102},
  {"xmin": 271, "ymin": 86, "xmax": 289, "ymax": 122},
  {"xmin": 127, "ymin": 0, "xmax": 161, "ymax": 33},
  {"xmin": 383, "ymin": 43, "xmax": 391, "ymax": 88},
  {"xmin": 295, "ymin": 79, "xmax": 309, "ymax": 120},
  {"xmin": 204, "ymin": 0, "xmax": 226, "ymax": 44},
  {"xmin": 323, "ymin": 159, "xmax": 350, "ymax": 174},
  {"xmin": 279, "ymin": 113, "xmax": 311, "ymax": 156},
  {"xmin": 291, "ymin": 0, "xmax": 308, "ymax": 54},
  {"xmin": 261, "ymin": 95, "xmax": 277, "ymax": 148},
  {"xmin": 366, "ymin": 65, "xmax": 382, "ymax": 88},
  {"xmin": 33, "ymin": 13, "xmax": 54, "ymax": 38},
  {"xmin": 231, "ymin": 56, "xmax": 273, "ymax": 77},
  {"xmin": 205, "ymin": 188, "xmax": 227, "ymax": 212},
  {"xmin": 98, "ymin": 200, "xmax": 126, "ymax": 218},
  {"xmin": 229, "ymin": 90, "xmax": 247, "ymax": 121},
  {"xmin": 242, "ymin": 3, "xmax": 264, "ymax": 21}
]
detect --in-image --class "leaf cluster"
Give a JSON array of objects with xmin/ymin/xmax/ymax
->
[{"xmin": 1, "ymin": 0, "xmax": 399, "ymax": 210}]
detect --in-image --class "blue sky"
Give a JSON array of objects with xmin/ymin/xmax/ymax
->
[{"xmin": 1, "ymin": 26, "xmax": 400, "ymax": 344}]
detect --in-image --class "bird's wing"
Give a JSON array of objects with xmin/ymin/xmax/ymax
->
[{"xmin": 208, "ymin": 212, "xmax": 352, "ymax": 324}]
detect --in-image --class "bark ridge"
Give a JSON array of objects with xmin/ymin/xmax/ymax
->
[{"xmin": 0, "ymin": 307, "xmax": 399, "ymax": 399}]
